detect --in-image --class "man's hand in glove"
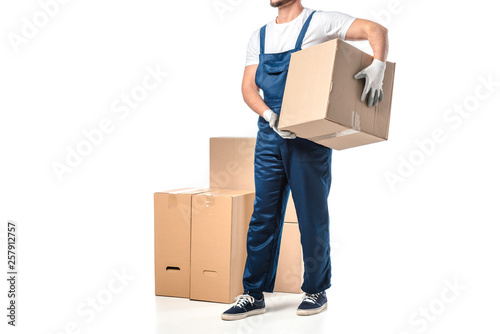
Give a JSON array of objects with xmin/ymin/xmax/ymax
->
[
  {"xmin": 263, "ymin": 109, "xmax": 296, "ymax": 139},
  {"xmin": 354, "ymin": 59, "xmax": 386, "ymax": 107}
]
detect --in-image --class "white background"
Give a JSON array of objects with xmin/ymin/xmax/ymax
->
[{"xmin": 1, "ymin": 0, "xmax": 499, "ymax": 333}]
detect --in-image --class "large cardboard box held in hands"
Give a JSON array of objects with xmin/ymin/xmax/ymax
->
[
  {"xmin": 274, "ymin": 222, "xmax": 304, "ymax": 293},
  {"xmin": 154, "ymin": 188, "xmax": 207, "ymax": 298},
  {"xmin": 279, "ymin": 38, "xmax": 396, "ymax": 150},
  {"xmin": 190, "ymin": 189, "xmax": 255, "ymax": 303},
  {"xmin": 210, "ymin": 137, "xmax": 298, "ymax": 223}
]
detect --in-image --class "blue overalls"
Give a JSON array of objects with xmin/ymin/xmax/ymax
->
[{"xmin": 242, "ymin": 11, "xmax": 333, "ymax": 295}]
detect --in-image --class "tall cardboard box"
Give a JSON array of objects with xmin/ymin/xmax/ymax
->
[
  {"xmin": 279, "ymin": 38, "xmax": 396, "ymax": 150},
  {"xmin": 274, "ymin": 222, "xmax": 304, "ymax": 293},
  {"xmin": 154, "ymin": 188, "xmax": 207, "ymax": 298},
  {"xmin": 210, "ymin": 137, "xmax": 298, "ymax": 222},
  {"xmin": 190, "ymin": 189, "xmax": 255, "ymax": 303}
]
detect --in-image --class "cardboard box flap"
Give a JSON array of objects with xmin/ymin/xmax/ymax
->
[
  {"xmin": 199, "ymin": 189, "xmax": 255, "ymax": 197},
  {"xmin": 155, "ymin": 188, "xmax": 209, "ymax": 195}
]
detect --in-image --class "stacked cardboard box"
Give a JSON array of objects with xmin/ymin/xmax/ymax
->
[
  {"xmin": 209, "ymin": 137, "xmax": 304, "ymax": 294},
  {"xmin": 154, "ymin": 188, "xmax": 254, "ymax": 303},
  {"xmin": 209, "ymin": 137, "xmax": 299, "ymax": 223},
  {"xmin": 154, "ymin": 137, "xmax": 304, "ymax": 303},
  {"xmin": 154, "ymin": 138, "xmax": 305, "ymax": 303}
]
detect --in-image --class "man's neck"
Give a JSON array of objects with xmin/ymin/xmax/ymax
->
[{"xmin": 276, "ymin": 2, "xmax": 304, "ymax": 24}]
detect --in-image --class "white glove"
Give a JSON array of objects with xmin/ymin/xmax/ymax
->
[
  {"xmin": 263, "ymin": 109, "xmax": 296, "ymax": 139},
  {"xmin": 354, "ymin": 59, "xmax": 386, "ymax": 107}
]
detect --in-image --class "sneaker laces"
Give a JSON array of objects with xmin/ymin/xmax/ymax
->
[
  {"xmin": 234, "ymin": 294, "xmax": 255, "ymax": 308},
  {"xmin": 302, "ymin": 292, "xmax": 321, "ymax": 304}
]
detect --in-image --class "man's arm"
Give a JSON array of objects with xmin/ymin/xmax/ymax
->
[
  {"xmin": 241, "ymin": 64, "xmax": 268, "ymax": 117},
  {"xmin": 241, "ymin": 64, "xmax": 296, "ymax": 139},
  {"xmin": 345, "ymin": 18, "xmax": 389, "ymax": 62},
  {"xmin": 345, "ymin": 18, "xmax": 389, "ymax": 107}
]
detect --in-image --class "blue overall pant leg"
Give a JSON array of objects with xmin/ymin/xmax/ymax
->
[
  {"xmin": 243, "ymin": 121, "xmax": 290, "ymax": 293},
  {"xmin": 282, "ymin": 130, "xmax": 332, "ymax": 294}
]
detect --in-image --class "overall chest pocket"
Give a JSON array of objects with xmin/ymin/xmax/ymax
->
[
  {"xmin": 261, "ymin": 52, "xmax": 291, "ymax": 74},
  {"xmin": 262, "ymin": 60, "xmax": 289, "ymax": 74}
]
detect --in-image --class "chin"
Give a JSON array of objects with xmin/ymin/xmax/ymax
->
[{"xmin": 270, "ymin": 0, "xmax": 296, "ymax": 9}]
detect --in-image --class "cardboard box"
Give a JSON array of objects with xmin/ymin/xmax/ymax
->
[
  {"xmin": 210, "ymin": 137, "xmax": 298, "ymax": 222},
  {"xmin": 285, "ymin": 195, "xmax": 298, "ymax": 223},
  {"xmin": 190, "ymin": 189, "xmax": 255, "ymax": 303},
  {"xmin": 279, "ymin": 38, "xmax": 396, "ymax": 150},
  {"xmin": 210, "ymin": 137, "xmax": 256, "ymax": 191},
  {"xmin": 274, "ymin": 222, "xmax": 304, "ymax": 293},
  {"xmin": 154, "ymin": 188, "xmax": 207, "ymax": 298}
]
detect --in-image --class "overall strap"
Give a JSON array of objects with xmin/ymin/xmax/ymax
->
[
  {"xmin": 294, "ymin": 10, "xmax": 317, "ymax": 50},
  {"xmin": 259, "ymin": 25, "xmax": 266, "ymax": 55}
]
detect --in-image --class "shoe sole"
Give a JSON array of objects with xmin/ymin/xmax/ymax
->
[
  {"xmin": 221, "ymin": 308, "xmax": 266, "ymax": 321},
  {"xmin": 296, "ymin": 302, "xmax": 328, "ymax": 316}
]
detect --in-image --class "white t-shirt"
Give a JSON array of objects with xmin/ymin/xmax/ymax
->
[{"xmin": 245, "ymin": 8, "xmax": 356, "ymax": 66}]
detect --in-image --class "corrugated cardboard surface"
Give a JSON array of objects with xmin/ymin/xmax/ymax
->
[
  {"xmin": 285, "ymin": 195, "xmax": 298, "ymax": 223},
  {"xmin": 329, "ymin": 40, "xmax": 395, "ymax": 140},
  {"xmin": 210, "ymin": 137, "xmax": 256, "ymax": 191},
  {"xmin": 190, "ymin": 189, "xmax": 255, "ymax": 303},
  {"xmin": 279, "ymin": 40, "xmax": 337, "ymax": 127},
  {"xmin": 210, "ymin": 137, "xmax": 298, "ymax": 223},
  {"xmin": 274, "ymin": 222, "xmax": 304, "ymax": 293},
  {"xmin": 279, "ymin": 38, "xmax": 396, "ymax": 150},
  {"xmin": 154, "ymin": 188, "xmax": 207, "ymax": 298}
]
